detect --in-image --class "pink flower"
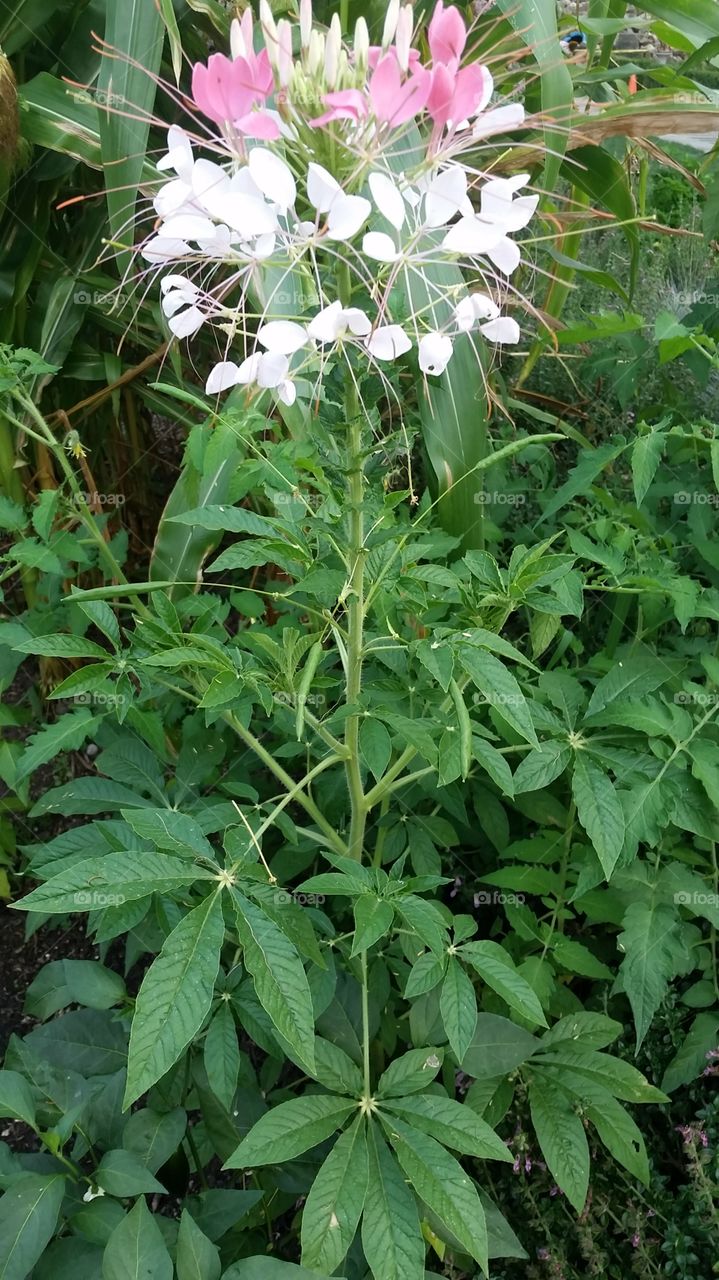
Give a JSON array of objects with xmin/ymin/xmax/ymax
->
[
  {"xmin": 310, "ymin": 89, "xmax": 368, "ymax": 128},
  {"xmin": 191, "ymin": 49, "xmax": 278, "ymax": 138},
  {"xmin": 427, "ymin": 62, "xmax": 492, "ymax": 127},
  {"xmin": 428, "ymin": 0, "xmax": 467, "ymax": 66},
  {"xmin": 369, "ymin": 54, "xmax": 431, "ymax": 128}
]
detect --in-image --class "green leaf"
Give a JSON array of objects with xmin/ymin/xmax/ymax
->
[
  {"xmin": 98, "ymin": 0, "xmax": 164, "ymax": 277},
  {"xmin": 383, "ymin": 1094, "xmax": 513, "ymax": 1163},
  {"xmin": 121, "ymin": 809, "xmax": 216, "ymax": 861},
  {"xmin": 204, "ymin": 1002, "xmax": 240, "ymax": 1110},
  {"xmin": 0, "ymin": 1174, "xmax": 65, "ymax": 1280},
  {"xmin": 637, "ymin": 0, "xmax": 719, "ymax": 44},
  {"xmin": 529, "ymin": 1084, "xmax": 589, "ymax": 1212},
  {"xmin": 311, "ymin": 1038, "xmax": 363, "ymax": 1096},
  {"xmin": 586, "ymin": 657, "xmax": 670, "ymax": 715},
  {"xmin": 632, "ymin": 431, "xmax": 665, "ymax": 506},
  {"xmin": 551, "ymin": 939, "xmax": 613, "ymax": 981},
  {"xmin": 458, "ymin": 648, "xmax": 537, "ymax": 746},
  {"xmin": 102, "ymin": 1197, "xmax": 173, "ymax": 1280},
  {"xmin": 661, "ymin": 1013, "xmax": 719, "ymax": 1093},
  {"xmin": 513, "ymin": 742, "xmax": 571, "ymax": 793},
  {"xmin": 96, "ymin": 1150, "xmax": 166, "ymax": 1198},
  {"xmin": 462, "ymin": 942, "xmax": 548, "ymax": 1026},
  {"xmin": 396, "ymin": 895, "xmax": 448, "ymax": 958},
  {"xmin": 122, "ymin": 1107, "xmax": 187, "ymax": 1173},
  {"xmin": 16, "ymin": 851, "xmax": 215, "ymax": 915},
  {"xmin": 618, "ymin": 899, "xmax": 692, "ymax": 1049},
  {"xmin": 495, "ymin": 0, "xmax": 572, "ymax": 186},
  {"xmin": 61, "ymin": 959, "xmax": 126, "ymax": 1010},
  {"xmin": 461, "ymin": 1014, "xmax": 540, "ymax": 1078},
  {"xmin": 351, "ymin": 897, "xmax": 394, "ymax": 956},
  {"xmin": 383, "ymin": 1115, "xmax": 488, "ymax": 1274},
  {"xmin": 572, "ymin": 755, "xmax": 625, "ymax": 880},
  {"xmin": 224, "ymin": 1095, "xmax": 355, "ymax": 1168},
  {"xmin": 233, "ymin": 891, "xmax": 316, "ymax": 1072},
  {"xmin": 377, "ymin": 1047, "xmax": 444, "ymax": 1098},
  {"xmin": 301, "ymin": 1117, "xmax": 368, "ymax": 1274},
  {"xmin": 404, "ymin": 952, "xmax": 446, "ymax": 999},
  {"xmin": 537, "ymin": 1047, "xmax": 668, "ymax": 1103},
  {"xmin": 13, "ymin": 634, "xmax": 109, "ymax": 659},
  {"xmin": 584, "ymin": 1095, "xmax": 649, "ymax": 1185},
  {"xmin": 361, "ymin": 1123, "xmax": 424, "ymax": 1280},
  {"xmin": 360, "ymin": 718, "xmax": 392, "ymax": 781},
  {"xmin": 124, "ymin": 892, "xmax": 225, "ymax": 1108},
  {"xmin": 176, "ymin": 1210, "xmax": 221, "ymax": 1280},
  {"xmin": 440, "ymin": 959, "xmax": 478, "ymax": 1061},
  {"xmin": 30, "ymin": 778, "xmax": 155, "ymax": 816},
  {"xmin": 0, "ymin": 1070, "xmax": 36, "ymax": 1130}
]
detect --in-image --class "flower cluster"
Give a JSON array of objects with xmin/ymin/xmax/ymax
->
[{"xmin": 139, "ymin": 0, "xmax": 536, "ymax": 406}]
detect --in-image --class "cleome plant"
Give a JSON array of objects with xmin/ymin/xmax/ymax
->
[{"xmin": 2, "ymin": 2, "xmax": 719, "ymax": 1279}]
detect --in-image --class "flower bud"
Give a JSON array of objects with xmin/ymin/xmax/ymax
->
[
  {"xmin": 395, "ymin": 5, "xmax": 413, "ymax": 72},
  {"xmin": 308, "ymin": 29, "xmax": 323, "ymax": 76},
  {"xmin": 277, "ymin": 19, "xmax": 293, "ymax": 87},
  {"xmin": 324, "ymin": 13, "xmax": 341, "ymax": 88},
  {"xmin": 382, "ymin": 0, "xmax": 401, "ymax": 49},
  {"xmin": 300, "ymin": 0, "xmax": 313, "ymax": 51},
  {"xmin": 354, "ymin": 17, "xmax": 369, "ymax": 72},
  {"xmin": 259, "ymin": 0, "xmax": 280, "ymax": 71}
]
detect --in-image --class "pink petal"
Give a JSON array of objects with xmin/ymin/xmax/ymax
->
[
  {"xmin": 428, "ymin": 1, "xmax": 467, "ymax": 66},
  {"xmin": 427, "ymin": 65, "xmax": 455, "ymax": 126},
  {"xmin": 236, "ymin": 110, "xmax": 281, "ymax": 140},
  {"xmin": 452, "ymin": 65, "xmax": 493, "ymax": 124}
]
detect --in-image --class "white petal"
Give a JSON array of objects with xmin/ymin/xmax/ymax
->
[
  {"xmin": 257, "ymin": 320, "xmax": 307, "ymax": 355},
  {"xmin": 154, "ymin": 179, "xmax": 193, "ymax": 219},
  {"xmin": 326, "ymin": 194, "xmax": 371, "ymax": 240},
  {"xmin": 365, "ymin": 325, "xmax": 412, "ymax": 361},
  {"xmin": 307, "ymin": 162, "xmax": 340, "ymax": 213},
  {"xmin": 278, "ymin": 379, "xmax": 297, "ymax": 406},
  {"xmin": 257, "ymin": 352, "xmax": 290, "ymax": 388},
  {"xmin": 227, "ymin": 167, "xmax": 263, "ymax": 200},
  {"xmin": 162, "ymin": 290, "xmax": 195, "ymax": 318},
  {"xmin": 419, "ymin": 332, "xmax": 453, "ymax": 376},
  {"xmin": 454, "ymin": 296, "xmax": 476, "ymax": 332},
  {"xmin": 206, "ymin": 361, "xmax": 242, "ymax": 393},
  {"xmin": 488, "ymin": 236, "xmax": 521, "ymax": 275},
  {"xmin": 481, "ymin": 177, "xmax": 537, "ymax": 232},
  {"xmin": 203, "ymin": 192, "xmax": 278, "ymax": 236},
  {"xmin": 168, "ymin": 305, "xmax": 205, "ymax": 338},
  {"xmin": 480, "ymin": 316, "xmax": 520, "ymax": 343},
  {"xmin": 161, "ymin": 214, "xmax": 217, "ymax": 242},
  {"xmin": 160, "ymin": 274, "xmax": 196, "ymax": 295},
  {"xmin": 424, "ymin": 166, "xmax": 468, "ymax": 229},
  {"xmin": 344, "ymin": 307, "xmax": 372, "ymax": 337},
  {"xmin": 237, "ymin": 353, "xmax": 262, "ymax": 384},
  {"xmin": 442, "ymin": 216, "xmax": 503, "ymax": 255},
  {"xmin": 362, "ymin": 231, "xmax": 399, "ymax": 263},
  {"xmin": 157, "ymin": 126, "xmax": 193, "ymax": 181},
  {"xmin": 471, "ymin": 293, "xmax": 500, "ymax": 321},
  {"xmin": 248, "ymin": 148, "xmax": 297, "ymax": 212},
  {"xmin": 473, "ymin": 103, "xmax": 526, "ymax": 139},
  {"xmin": 192, "ymin": 159, "xmax": 231, "ymax": 208},
  {"xmin": 307, "ymin": 301, "xmax": 344, "ymax": 343},
  {"xmin": 142, "ymin": 236, "xmax": 192, "ymax": 263},
  {"xmin": 252, "ymin": 233, "xmax": 277, "ymax": 260},
  {"xmin": 369, "ymin": 172, "xmax": 405, "ymax": 231}
]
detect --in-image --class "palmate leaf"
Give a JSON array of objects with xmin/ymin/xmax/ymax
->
[
  {"xmin": 15, "ymin": 851, "xmax": 216, "ymax": 915},
  {"xmin": 361, "ymin": 1123, "xmax": 424, "ymax": 1280},
  {"xmin": 572, "ymin": 754, "xmax": 625, "ymax": 880},
  {"xmin": 381, "ymin": 1115, "xmax": 489, "ymax": 1275},
  {"xmin": 224, "ymin": 1095, "xmax": 356, "ymax": 1168},
  {"xmin": 232, "ymin": 890, "xmax": 316, "ymax": 1072},
  {"xmin": 528, "ymin": 1083, "xmax": 589, "ymax": 1213},
  {"xmin": 124, "ymin": 892, "xmax": 225, "ymax": 1108},
  {"xmin": 301, "ymin": 1116, "xmax": 368, "ymax": 1275}
]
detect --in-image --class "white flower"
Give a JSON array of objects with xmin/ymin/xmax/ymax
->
[
  {"xmin": 206, "ymin": 352, "xmax": 296, "ymax": 404},
  {"xmin": 362, "ymin": 231, "xmax": 400, "ymax": 263},
  {"xmin": 488, "ymin": 237, "xmax": 522, "ymax": 275},
  {"xmin": 161, "ymin": 214, "xmax": 218, "ymax": 243},
  {"xmin": 248, "ymin": 148, "xmax": 296, "ymax": 212},
  {"xmin": 419, "ymin": 332, "xmax": 453, "ymax": 376},
  {"xmin": 480, "ymin": 316, "xmax": 520, "ymax": 344},
  {"xmin": 423, "ymin": 167, "xmax": 472, "ymax": 229},
  {"xmin": 160, "ymin": 275, "xmax": 200, "ymax": 318},
  {"xmin": 442, "ymin": 216, "xmax": 503, "ymax": 255},
  {"xmin": 142, "ymin": 236, "xmax": 192, "ymax": 263},
  {"xmin": 168, "ymin": 305, "xmax": 206, "ymax": 338},
  {"xmin": 157, "ymin": 126, "xmax": 193, "ymax": 182},
  {"xmin": 308, "ymin": 301, "xmax": 372, "ymax": 343},
  {"xmin": 480, "ymin": 174, "xmax": 538, "ymax": 234},
  {"xmin": 307, "ymin": 164, "xmax": 371, "ymax": 240},
  {"xmin": 82, "ymin": 1186, "xmax": 105, "ymax": 1204},
  {"xmin": 473, "ymin": 103, "xmax": 526, "ymax": 140},
  {"xmin": 199, "ymin": 190, "xmax": 278, "ymax": 237},
  {"xmin": 454, "ymin": 293, "xmax": 500, "ymax": 331},
  {"xmin": 369, "ymin": 172, "xmax": 406, "ymax": 230},
  {"xmin": 206, "ymin": 361, "xmax": 242, "ymax": 394},
  {"xmin": 365, "ymin": 325, "xmax": 412, "ymax": 361},
  {"xmin": 257, "ymin": 320, "xmax": 308, "ymax": 355}
]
